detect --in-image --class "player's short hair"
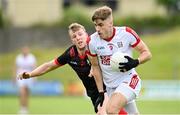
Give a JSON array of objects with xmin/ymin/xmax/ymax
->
[
  {"xmin": 68, "ymin": 23, "xmax": 85, "ymax": 33},
  {"xmin": 92, "ymin": 6, "xmax": 112, "ymax": 21}
]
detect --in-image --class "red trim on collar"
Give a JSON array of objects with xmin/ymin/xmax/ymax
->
[
  {"xmin": 78, "ymin": 53, "xmax": 86, "ymax": 60},
  {"xmin": 86, "ymin": 36, "xmax": 90, "ymax": 44},
  {"xmin": 104, "ymin": 27, "xmax": 116, "ymax": 42},
  {"xmin": 86, "ymin": 50, "xmax": 97, "ymax": 57}
]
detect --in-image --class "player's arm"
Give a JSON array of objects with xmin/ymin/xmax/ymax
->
[
  {"xmin": 119, "ymin": 27, "xmax": 152, "ymax": 72},
  {"xmin": 18, "ymin": 60, "xmax": 59, "ymax": 80},
  {"xmin": 119, "ymin": 40, "xmax": 152, "ymax": 72},
  {"xmin": 134, "ymin": 40, "xmax": 152, "ymax": 64},
  {"xmin": 88, "ymin": 55, "xmax": 105, "ymax": 112},
  {"xmin": 88, "ymin": 55, "xmax": 104, "ymax": 92}
]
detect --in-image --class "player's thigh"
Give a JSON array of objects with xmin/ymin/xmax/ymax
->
[{"xmin": 107, "ymin": 92, "xmax": 127, "ymax": 111}]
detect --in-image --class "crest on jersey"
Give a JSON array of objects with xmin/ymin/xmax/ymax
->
[
  {"xmin": 117, "ymin": 42, "xmax": 123, "ymax": 48},
  {"xmin": 107, "ymin": 43, "xmax": 113, "ymax": 50}
]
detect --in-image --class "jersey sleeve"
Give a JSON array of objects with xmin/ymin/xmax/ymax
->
[
  {"xmin": 125, "ymin": 27, "xmax": 141, "ymax": 48},
  {"xmin": 54, "ymin": 47, "xmax": 71, "ymax": 66},
  {"xmin": 87, "ymin": 36, "xmax": 97, "ymax": 57}
]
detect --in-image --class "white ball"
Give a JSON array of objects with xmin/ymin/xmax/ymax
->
[{"xmin": 110, "ymin": 52, "xmax": 129, "ymax": 72}]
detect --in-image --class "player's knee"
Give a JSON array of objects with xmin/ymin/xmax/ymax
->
[{"xmin": 106, "ymin": 104, "xmax": 120, "ymax": 114}]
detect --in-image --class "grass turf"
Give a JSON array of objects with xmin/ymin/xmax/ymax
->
[{"xmin": 0, "ymin": 96, "xmax": 180, "ymax": 114}]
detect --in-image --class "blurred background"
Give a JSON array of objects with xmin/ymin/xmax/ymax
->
[{"xmin": 0, "ymin": 0, "xmax": 180, "ymax": 114}]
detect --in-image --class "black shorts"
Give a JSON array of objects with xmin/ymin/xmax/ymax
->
[
  {"xmin": 89, "ymin": 91, "xmax": 99, "ymax": 113},
  {"xmin": 88, "ymin": 89, "xmax": 106, "ymax": 113}
]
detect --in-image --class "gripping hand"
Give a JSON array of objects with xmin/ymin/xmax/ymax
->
[
  {"xmin": 94, "ymin": 92, "xmax": 104, "ymax": 113},
  {"xmin": 17, "ymin": 72, "xmax": 31, "ymax": 80},
  {"xmin": 119, "ymin": 56, "xmax": 139, "ymax": 72}
]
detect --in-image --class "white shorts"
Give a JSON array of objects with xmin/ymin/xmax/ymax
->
[
  {"xmin": 106, "ymin": 75, "xmax": 141, "ymax": 103},
  {"xmin": 17, "ymin": 78, "xmax": 35, "ymax": 88}
]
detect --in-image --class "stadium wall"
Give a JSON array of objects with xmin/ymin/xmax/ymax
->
[{"xmin": 0, "ymin": 28, "xmax": 70, "ymax": 53}]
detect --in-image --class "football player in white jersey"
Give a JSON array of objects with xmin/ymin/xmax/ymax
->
[
  {"xmin": 87, "ymin": 6, "xmax": 152, "ymax": 114},
  {"xmin": 14, "ymin": 46, "xmax": 37, "ymax": 114}
]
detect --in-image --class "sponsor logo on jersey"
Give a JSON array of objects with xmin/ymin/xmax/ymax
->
[
  {"xmin": 70, "ymin": 61, "xmax": 78, "ymax": 65},
  {"xmin": 97, "ymin": 46, "xmax": 105, "ymax": 50},
  {"xmin": 100, "ymin": 55, "xmax": 111, "ymax": 65},
  {"xmin": 129, "ymin": 75, "xmax": 139, "ymax": 89}
]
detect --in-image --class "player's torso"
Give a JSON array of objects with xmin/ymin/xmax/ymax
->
[
  {"xmin": 67, "ymin": 47, "xmax": 91, "ymax": 77},
  {"xmin": 67, "ymin": 46, "xmax": 98, "ymax": 92},
  {"xmin": 90, "ymin": 27, "xmax": 137, "ymax": 87}
]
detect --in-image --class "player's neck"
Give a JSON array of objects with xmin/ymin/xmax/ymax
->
[
  {"xmin": 77, "ymin": 47, "xmax": 86, "ymax": 56},
  {"xmin": 104, "ymin": 27, "xmax": 115, "ymax": 41}
]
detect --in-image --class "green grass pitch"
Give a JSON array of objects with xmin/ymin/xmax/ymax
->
[{"xmin": 0, "ymin": 96, "xmax": 180, "ymax": 114}]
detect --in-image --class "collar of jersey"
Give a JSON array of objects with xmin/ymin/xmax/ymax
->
[{"xmin": 103, "ymin": 27, "xmax": 116, "ymax": 42}]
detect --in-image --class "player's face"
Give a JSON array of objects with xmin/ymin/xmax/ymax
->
[
  {"xmin": 94, "ymin": 18, "xmax": 113, "ymax": 39},
  {"xmin": 70, "ymin": 29, "xmax": 88, "ymax": 50},
  {"xmin": 22, "ymin": 46, "xmax": 29, "ymax": 56}
]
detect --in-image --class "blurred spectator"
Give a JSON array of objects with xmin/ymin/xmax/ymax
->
[
  {"xmin": 105, "ymin": 0, "xmax": 118, "ymax": 11},
  {"xmin": 63, "ymin": 0, "xmax": 71, "ymax": 8},
  {"xmin": 66, "ymin": 80, "xmax": 84, "ymax": 96},
  {"xmin": 83, "ymin": 0, "xmax": 96, "ymax": 6},
  {"xmin": 13, "ymin": 46, "xmax": 37, "ymax": 115},
  {"xmin": 63, "ymin": 0, "xmax": 118, "ymax": 11},
  {"xmin": 157, "ymin": 0, "xmax": 180, "ymax": 15}
]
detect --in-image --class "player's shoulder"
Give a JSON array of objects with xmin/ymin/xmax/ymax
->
[
  {"xmin": 116, "ymin": 26, "xmax": 138, "ymax": 37},
  {"xmin": 28, "ymin": 53, "xmax": 35, "ymax": 57},
  {"xmin": 115, "ymin": 26, "xmax": 132, "ymax": 33},
  {"xmin": 90, "ymin": 32, "xmax": 99, "ymax": 41},
  {"xmin": 66, "ymin": 45, "xmax": 77, "ymax": 58},
  {"xmin": 66, "ymin": 45, "xmax": 76, "ymax": 51},
  {"xmin": 28, "ymin": 53, "xmax": 35, "ymax": 58},
  {"xmin": 26, "ymin": 54, "xmax": 36, "ymax": 62},
  {"xmin": 89, "ymin": 32, "xmax": 101, "ymax": 46},
  {"xmin": 16, "ymin": 54, "xmax": 22, "ymax": 61}
]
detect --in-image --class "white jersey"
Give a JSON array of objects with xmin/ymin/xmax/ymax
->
[
  {"xmin": 88, "ymin": 26, "xmax": 141, "ymax": 88},
  {"xmin": 16, "ymin": 53, "xmax": 36, "ymax": 87},
  {"xmin": 16, "ymin": 53, "xmax": 36, "ymax": 75}
]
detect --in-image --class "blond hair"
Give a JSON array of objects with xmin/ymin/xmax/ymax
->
[
  {"xmin": 68, "ymin": 23, "xmax": 85, "ymax": 33},
  {"xmin": 92, "ymin": 6, "xmax": 112, "ymax": 21}
]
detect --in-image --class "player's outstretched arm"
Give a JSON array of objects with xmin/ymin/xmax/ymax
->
[{"xmin": 17, "ymin": 60, "xmax": 59, "ymax": 80}]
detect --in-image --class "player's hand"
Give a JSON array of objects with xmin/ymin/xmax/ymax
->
[
  {"xmin": 17, "ymin": 72, "xmax": 31, "ymax": 80},
  {"xmin": 119, "ymin": 56, "xmax": 139, "ymax": 72},
  {"xmin": 94, "ymin": 92, "xmax": 104, "ymax": 113}
]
